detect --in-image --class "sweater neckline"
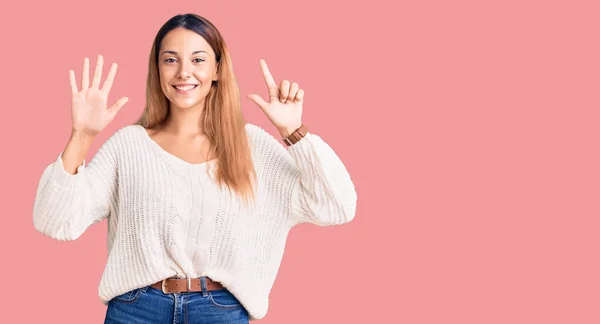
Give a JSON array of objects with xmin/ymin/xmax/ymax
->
[{"xmin": 135, "ymin": 125, "xmax": 217, "ymax": 171}]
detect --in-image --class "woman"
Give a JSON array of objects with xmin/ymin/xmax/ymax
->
[{"xmin": 33, "ymin": 13, "xmax": 357, "ymax": 323}]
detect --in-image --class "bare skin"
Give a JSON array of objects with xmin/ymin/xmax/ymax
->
[
  {"xmin": 61, "ymin": 27, "xmax": 305, "ymax": 174},
  {"xmin": 145, "ymin": 27, "xmax": 220, "ymax": 164},
  {"xmin": 62, "ymin": 55, "xmax": 128, "ymax": 174},
  {"xmin": 145, "ymin": 125, "xmax": 214, "ymax": 164}
]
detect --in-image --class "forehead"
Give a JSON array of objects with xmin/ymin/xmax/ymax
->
[{"xmin": 160, "ymin": 27, "xmax": 215, "ymax": 56}]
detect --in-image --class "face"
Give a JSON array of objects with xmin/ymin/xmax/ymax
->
[{"xmin": 158, "ymin": 27, "xmax": 218, "ymax": 110}]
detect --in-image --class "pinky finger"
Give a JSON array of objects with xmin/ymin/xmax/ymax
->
[
  {"xmin": 294, "ymin": 89, "xmax": 304, "ymax": 102},
  {"xmin": 69, "ymin": 70, "xmax": 78, "ymax": 96}
]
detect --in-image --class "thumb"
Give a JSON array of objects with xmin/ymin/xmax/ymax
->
[
  {"xmin": 108, "ymin": 97, "xmax": 129, "ymax": 117},
  {"xmin": 247, "ymin": 94, "xmax": 268, "ymax": 111}
]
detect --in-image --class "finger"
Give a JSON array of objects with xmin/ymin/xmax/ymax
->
[
  {"xmin": 102, "ymin": 63, "xmax": 118, "ymax": 93},
  {"xmin": 280, "ymin": 80, "xmax": 290, "ymax": 103},
  {"xmin": 82, "ymin": 57, "xmax": 90, "ymax": 89},
  {"xmin": 91, "ymin": 55, "xmax": 104, "ymax": 89},
  {"xmin": 69, "ymin": 69, "xmax": 78, "ymax": 96},
  {"xmin": 108, "ymin": 97, "xmax": 129, "ymax": 117},
  {"xmin": 247, "ymin": 94, "xmax": 268, "ymax": 111},
  {"xmin": 259, "ymin": 59, "xmax": 279, "ymax": 102},
  {"xmin": 286, "ymin": 82, "xmax": 299, "ymax": 103},
  {"xmin": 294, "ymin": 89, "xmax": 304, "ymax": 103}
]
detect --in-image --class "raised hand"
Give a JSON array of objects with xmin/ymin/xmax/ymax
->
[
  {"xmin": 69, "ymin": 55, "xmax": 129, "ymax": 136},
  {"xmin": 246, "ymin": 59, "xmax": 303, "ymax": 137}
]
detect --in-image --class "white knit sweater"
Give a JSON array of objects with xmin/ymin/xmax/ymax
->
[{"xmin": 33, "ymin": 123, "xmax": 357, "ymax": 320}]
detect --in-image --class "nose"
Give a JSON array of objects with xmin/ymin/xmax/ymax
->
[
  {"xmin": 177, "ymin": 61, "xmax": 193, "ymax": 79},
  {"xmin": 178, "ymin": 71, "xmax": 191, "ymax": 79}
]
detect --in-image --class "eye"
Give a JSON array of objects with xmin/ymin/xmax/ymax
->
[
  {"xmin": 193, "ymin": 58, "xmax": 205, "ymax": 63},
  {"xmin": 164, "ymin": 58, "xmax": 177, "ymax": 63}
]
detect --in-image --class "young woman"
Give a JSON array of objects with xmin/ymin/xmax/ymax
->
[{"xmin": 33, "ymin": 13, "xmax": 357, "ymax": 323}]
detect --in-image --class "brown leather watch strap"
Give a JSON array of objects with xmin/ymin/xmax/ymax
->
[{"xmin": 283, "ymin": 124, "xmax": 308, "ymax": 146}]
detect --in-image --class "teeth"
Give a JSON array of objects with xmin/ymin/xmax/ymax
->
[{"xmin": 174, "ymin": 85, "xmax": 196, "ymax": 91}]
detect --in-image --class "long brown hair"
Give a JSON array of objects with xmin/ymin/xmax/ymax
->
[{"xmin": 134, "ymin": 13, "xmax": 256, "ymax": 205}]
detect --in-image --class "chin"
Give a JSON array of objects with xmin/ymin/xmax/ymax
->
[{"xmin": 171, "ymin": 98, "xmax": 204, "ymax": 109}]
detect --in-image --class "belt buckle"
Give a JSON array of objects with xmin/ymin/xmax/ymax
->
[
  {"xmin": 161, "ymin": 278, "xmax": 172, "ymax": 294},
  {"xmin": 161, "ymin": 278, "xmax": 192, "ymax": 294}
]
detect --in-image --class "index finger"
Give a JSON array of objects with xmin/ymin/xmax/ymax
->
[{"xmin": 260, "ymin": 59, "xmax": 279, "ymax": 100}]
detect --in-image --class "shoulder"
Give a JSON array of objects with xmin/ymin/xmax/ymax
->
[
  {"xmin": 244, "ymin": 122, "xmax": 297, "ymax": 171},
  {"xmin": 93, "ymin": 124, "xmax": 144, "ymax": 154},
  {"xmin": 117, "ymin": 124, "xmax": 143, "ymax": 136},
  {"xmin": 106, "ymin": 124, "xmax": 143, "ymax": 142},
  {"xmin": 244, "ymin": 123, "xmax": 274, "ymax": 140},
  {"xmin": 244, "ymin": 123, "xmax": 283, "ymax": 149}
]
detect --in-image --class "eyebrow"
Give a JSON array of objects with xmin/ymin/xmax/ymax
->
[{"xmin": 161, "ymin": 50, "xmax": 208, "ymax": 56}]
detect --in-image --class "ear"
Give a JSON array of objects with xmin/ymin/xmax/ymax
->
[{"xmin": 213, "ymin": 62, "xmax": 220, "ymax": 81}]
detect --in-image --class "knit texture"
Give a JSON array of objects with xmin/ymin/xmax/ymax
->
[{"xmin": 33, "ymin": 123, "xmax": 357, "ymax": 320}]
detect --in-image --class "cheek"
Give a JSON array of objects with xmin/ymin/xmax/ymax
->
[
  {"xmin": 196, "ymin": 70, "xmax": 216, "ymax": 83},
  {"xmin": 159, "ymin": 65, "xmax": 175, "ymax": 79},
  {"xmin": 161, "ymin": 82, "xmax": 172, "ymax": 97},
  {"xmin": 159, "ymin": 72, "xmax": 171, "ymax": 93}
]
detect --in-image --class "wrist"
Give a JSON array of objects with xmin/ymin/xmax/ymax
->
[
  {"xmin": 281, "ymin": 124, "xmax": 308, "ymax": 146},
  {"xmin": 70, "ymin": 129, "xmax": 96, "ymax": 144},
  {"xmin": 277, "ymin": 123, "xmax": 302, "ymax": 138}
]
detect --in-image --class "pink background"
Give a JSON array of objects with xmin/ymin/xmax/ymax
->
[{"xmin": 1, "ymin": 0, "xmax": 599, "ymax": 323}]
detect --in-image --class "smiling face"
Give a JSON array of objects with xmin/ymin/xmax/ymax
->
[{"xmin": 158, "ymin": 27, "xmax": 219, "ymax": 110}]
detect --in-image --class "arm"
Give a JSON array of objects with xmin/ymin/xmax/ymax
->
[
  {"xmin": 286, "ymin": 132, "xmax": 358, "ymax": 227},
  {"xmin": 244, "ymin": 60, "xmax": 356, "ymax": 226},
  {"xmin": 33, "ymin": 129, "xmax": 120, "ymax": 241}
]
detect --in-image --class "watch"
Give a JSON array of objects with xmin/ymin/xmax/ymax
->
[{"xmin": 283, "ymin": 124, "xmax": 308, "ymax": 146}]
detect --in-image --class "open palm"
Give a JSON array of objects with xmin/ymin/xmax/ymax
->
[{"xmin": 70, "ymin": 55, "xmax": 128, "ymax": 136}]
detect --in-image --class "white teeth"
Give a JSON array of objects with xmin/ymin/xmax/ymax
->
[{"xmin": 174, "ymin": 85, "xmax": 197, "ymax": 91}]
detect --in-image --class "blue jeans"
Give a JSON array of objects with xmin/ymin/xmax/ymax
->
[{"xmin": 104, "ymin": 277, "xmax": 249, "ymax": 323}]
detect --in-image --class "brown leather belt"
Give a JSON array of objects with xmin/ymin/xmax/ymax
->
[{"xmin": 150, "ymin": 277, "xmax": 224, "ymax": 294}]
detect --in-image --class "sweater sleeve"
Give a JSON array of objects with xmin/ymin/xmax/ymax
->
[
  {"xmin": 286, "ymin": 132, "xmax": 357, "ymax": 226},
  {"xmin": 33, "ymin": 130, "xmax": 120, "ymax": 241}
]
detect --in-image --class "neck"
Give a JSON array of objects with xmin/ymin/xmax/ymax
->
[{"xmin": 163, "ymin": 100, "xmax": 206, "ymax": 136}]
